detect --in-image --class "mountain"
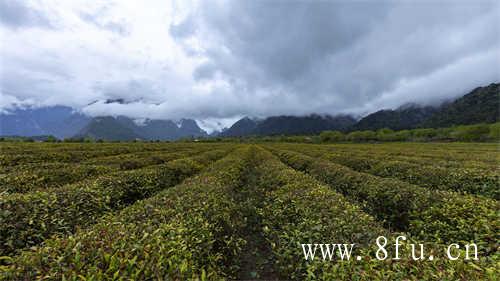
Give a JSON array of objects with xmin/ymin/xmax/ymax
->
[
  {"xmin": 222, "ymin": 114, "xmax": 356, "ymax": 136},
  {"xmin": 353, "ymin": 104, "xmax": 438, "ymax": 131},
  {"xmin": 76, "ymin": 116, "xmax": 141, "ymax": 141},
  {"xmin": 220, "ymin": 117, "xmax": 259, "ymax": 137},
  {"xmin": 255, "ymin": 114, "xmax": 355, "ymax": 135},
  {"xmin": 76, "ymin": 116, "xmax": 207, "ymax": 141},
  {"xmin": 351, "ymin": 83, "xmax": 499, "ymax": 131},
  {"xmin": 135, "ymin": 119, "xmax": 179, "ymax": 140},
  {"xmin": 0, "ymin": 106, "xmax": 90, "ymax": 139},
  {"xmin": 421, "ymin": 83, "xmax": 499, "ymax": 128},
  {"xmin": 0, "ymin": 105, "xmax": 207, "ymax": 140},
  {"xmin": 2, "ymin": 83, "xmax": 498, "ymax": 140},
  {"xmin": 178, "ymin": 119, "xmax": 207, "ymax": 137}
]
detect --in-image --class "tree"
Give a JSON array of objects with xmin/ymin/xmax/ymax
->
[
  {"xmin": 488, "ymin": 123, "xmax": 500, "ymax": 141},
  {"xmin": 451, "ymin": 124, "xmax": 490, "ymax": 142},
  {"xmin": 45, "ymin": 136, "xmax": 57, "ymax": 142},
  {"xmin": 320, "ymin": 130, "xmax": 344, "ymax": 142}
]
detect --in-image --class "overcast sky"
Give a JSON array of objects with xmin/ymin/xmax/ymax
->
[{"xmin": 1, "ymin": 0, "xmax": 499, "ymax": 131}]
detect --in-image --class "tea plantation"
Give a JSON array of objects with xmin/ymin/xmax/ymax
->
[{"xmin": 0, "ymin": 142, "xmax": 498, "ymax": 280}]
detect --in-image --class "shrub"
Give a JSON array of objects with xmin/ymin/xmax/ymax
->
[
  {"xmin": 488, "ymin": 122, "xmax": 500, "ymax": 141},
  {"xmin": 271, "ymin": 148, "xmax": 499, "ymax": 255},
  {"xmin": 0, "ymin": 149, "xmax": 230, "ymax": 257},
  {"xmin": 2, "ymin": 147, "xmax": 251, "ymax": 280},
  {"xmin": 119, "ymin": 160, "xmax": 142, "ymax": 170}
]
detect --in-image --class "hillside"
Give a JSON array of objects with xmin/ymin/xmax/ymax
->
[
  {"xmin": 76, "ymin": 116, "xmax": 207, "ymax": 141},
  {"xmin": 0, "ymin": 106, "xmax": 90, "ymax": 139},
  {"xmin": 1, "ymin": 83, "xmax": 498, "ymax": 139},
  {"xmin": 76, "ymin": 116, "xmax": 141, "ymax": 141},
  {"xmin": 353, "ymin": 105, "xmax": 438, "ymax": 131},
  {"xmin": 219, "ymin": 117, "xmax": 259, "ymax": 137},
  {"xmin": 222, "ymin": 114, "xmax": 356, "ymax": 137},
  {"xmin": 351, "ymin": 83, "xmax": 499, "ymax": 131},
  {"xmin": 422, "ymin": 83, "xmax": 499, "ymax": 128}
]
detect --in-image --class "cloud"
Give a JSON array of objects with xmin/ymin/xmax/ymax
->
[
  {"xmin": 79, "ymin": 4, "xmax": 130, "ymax": 36},
  {"xmin": 0, "ymin": 0, "xmax": 53, "ymax": 29},
  {"xmin": 0, "ymin": 0, "xmax": 499, "ymax": 130},
  {"xmin": 176, "ymin": 0, "xmax": 499, "ymax": 116}
]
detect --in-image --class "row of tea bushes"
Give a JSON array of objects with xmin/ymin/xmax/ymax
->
[
  {"xmin": 0, "ymin": 164, "xmax": 114, "ymax": 194},
  {"xmin": 0, "ymin": 148, "xmax": 211, "ymax": 194},
  {"xmin": 275, "ymin": 144, "xmax": 499, "ymax": 199},
  {"xmin": 1, "ymin": 147, "xmax": 253, "ymax": 280},
  {"xmin": 307, "ymin": 142, "xmax": 499, "ymax": 165},
  {"xmin": 0, "ymin": 142, "xmax": 217, "ymax": 167},
  {"xmin": 322, "ymin": 147, "xmax": 497, "ymax": 171},
  {"xmin": 254, "ymin": 147, "xmax": 492, "ymax": 280},
  {"xmin": 251, "ymin": 147, "xmax": 388, "ymax": 279},
  {"xmin": 0, "ymin": 142, "xmax": 197, "ymax": 156},
  {"xmin": 273, "ymin": 143, "xmax": 499, "ymax": 170},
  {"xmin": 0, "ymin": 148, "xmax": 232, "ymax": 257},
  {"xmin": 270, "ymin": 149, "xmax": 500, "ymax": 256}
]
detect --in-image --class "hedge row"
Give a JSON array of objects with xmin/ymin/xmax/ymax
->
[
  {"xmin": 254, "ymin": 147, "xmax": 493, "ymax": 280},
  {"xmin": 0, "ymin": 148, "xmax": 232, "ymax": 257},
  {"xmin": 273, "ymin": 142, "xmax": 498, "ymax": 169},
  {"xmin": 251, "ymin": 147, "xmax": 388, "ymax": 279},
  {"xmin": 1, "ymin": 146, "xmax": 253, "ymax": 280},
  {"xmin": 320, "ymin": 147, "xmax": 498, "ymax": 170},
  {"xmin": 0, "ymin": 143, "xmax": 215, "ymax": 167},
  {"xmin": 284, "ymin": 146, "xmax": 499, "ymax": 199},
  {"xmin": 270, "ymin": 149, "xmax": 500, "ymax": 256},
  {"xmin": 0, "ymin": 164, "xmax": 114, "ymax": 194},
  {"xmin": 0, "ymin": 149, "xmax": 209, "ymax": 194},
  {"xmin": 305, "ymin": 142, "xmax": 498, "ymax": 163}
]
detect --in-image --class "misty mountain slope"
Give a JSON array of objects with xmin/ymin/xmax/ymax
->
[
  {"xmin": 76, "ymin": 116, "xmax": 141, "ymax": 141},
  {"xmin": 220, "ymin": 117, "xmax": 259, "ymax": 137},
  {"xmin": 137, "ymin": 119, "xmax": 180, "ymax": 140},
  {"xmin": 421, "ymin": 83, "xmax": 499, "ymax": 128},
  {"xmin": 254, "ymin": 115, "xmax": 356, "ymax": 135},
  {"xmin": 2, "ymin": 82, "xmax": 498, "ymax": 139},
  {"xmin": 76, "ymin": 116, "xmax": 208, "ymax": 141},
  {"xmin": 222, "ymin": 114, "xmax": 356, "ymax": 136},
  {"xmin": 0, "ymin": 106, "xmax": 90, "ymax": 138},
  {"xmin": 178, "ymin": 119, "xmax": 207, "ymax": 137},
  {"xmin": 350, "ymin": 83, "xmax": 499, "ymax": 131},
  {"xmin": 353, "ymin": 105, "xmax": 438, "ymax": 131}
]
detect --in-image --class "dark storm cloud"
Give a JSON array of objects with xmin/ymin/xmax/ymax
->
[
  {"xmin": 174, "ymin": 0, "xmax": 500, "ymax": 116},
  {"xmin": 0, "ymin": 0, "xmax": 53, "ymax": 29}
]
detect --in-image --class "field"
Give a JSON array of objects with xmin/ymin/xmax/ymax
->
[{"xmin": 0, "ymin": 142, "xmax": 498, "ymax": 280}]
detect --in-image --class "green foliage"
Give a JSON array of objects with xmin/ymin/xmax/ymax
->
[
  {"xmin": 282, "ymin": 145, "xmax": 499, "ymax": 199},
  {"xmin": 0, "ymin": 142, "xmax": 498, "ymax": 280},
  {"xmin": 44, "ymin": 135, "xmax": 58, "ymax": 142},
  {"xmin": 422, "ymin": 83, "xmax": 499, "ymax": 128},
  {"xmin": 318, "ymin": 122, "xmax": 500, "ymax": 143},
  {"xmin": 346, "ymin": 130, "xmax": 377, "ymax": 142},
  {"xmin": 450, "ymin": 124, "xmax": 491, "ymax": 141},
  {"xmin": 375, "ymin": 128, "xmax": 394, "ymax": 140},
  {"xmin": 319, "ymin": 130, "xmax": 345, "ymax": 142},
  {"xmin": 0, "ymin": 148, "xmax": 231, "ymax": 257},
  {"xmin": 270, "ymin": 148, "xmax": 499, "ymax": 255},
  {"xmin": 488, "ymin": 122, "xmax": 500, "ymax": 140},
  {"xmin": 411, "ymin": 128, "xmax": 437, "ymax": 139},
  {"xmin": 2, "ymin": 147, "xmax": 250, "ymax": 280}
]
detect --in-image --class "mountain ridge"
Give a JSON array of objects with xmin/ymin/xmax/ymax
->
[{"xmin": 1, "ymin": 82, "xmax": 498, "ymax": 139}]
